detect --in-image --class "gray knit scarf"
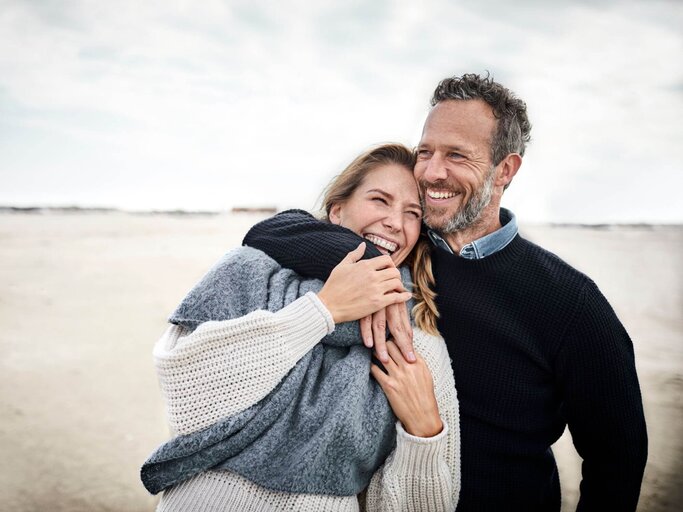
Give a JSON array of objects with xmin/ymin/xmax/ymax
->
[{"xmin": 141, "ymin": 247, "xmax": 414, "ymax": 497}]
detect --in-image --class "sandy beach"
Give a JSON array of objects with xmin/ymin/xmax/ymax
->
[{"xmin": 0, "ymin": 211, "xmax": 681, "ymax": 511}]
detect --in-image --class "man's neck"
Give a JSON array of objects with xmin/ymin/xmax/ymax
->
[{"xmin": 442, "ymin": 207, "xmax": 502, "ymax": 254}]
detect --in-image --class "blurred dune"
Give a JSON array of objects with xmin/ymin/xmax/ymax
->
[{"xmin": 0, "ymin": 212, "xmax": 681, "ymax": 511}]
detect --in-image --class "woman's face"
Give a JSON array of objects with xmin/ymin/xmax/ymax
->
[{"xmin": 329, "ymin": 163, "xmax": 422, "ymax": 266}]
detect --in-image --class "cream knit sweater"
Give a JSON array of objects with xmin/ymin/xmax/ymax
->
[{"xmin": 153, "ymin": 292, "xmax": 460, "ymax": 512}]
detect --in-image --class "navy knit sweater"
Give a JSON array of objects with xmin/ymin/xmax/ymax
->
[{"xmin": 243, "ymin": 210, "xmax": 648, "ymax": 511}]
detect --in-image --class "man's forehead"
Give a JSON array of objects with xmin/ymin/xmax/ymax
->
[{"xmin": 420, "ymin": 99, "xmax": 496, "ymax": 147}]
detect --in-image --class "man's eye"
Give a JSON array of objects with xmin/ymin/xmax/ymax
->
[
  {"xmin": 417, "ymin": 149, "xmax": 431, "ymax": 158},
  {"xmin": 449, "ymin": 152, "xmax": 464, "ymax": 159}
]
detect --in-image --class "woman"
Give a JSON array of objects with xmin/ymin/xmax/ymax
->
[{"xmin": 144, "ymin": 144, "xmax": 460, "ymax": 511}]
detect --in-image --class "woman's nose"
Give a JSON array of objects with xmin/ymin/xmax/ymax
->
[{"xmin": 383, "ymin": 210, "xmax": 403, "ymax": 232}]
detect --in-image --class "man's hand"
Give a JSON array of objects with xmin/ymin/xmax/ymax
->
[
  {"xmin": 360, "ymin": 303, "xmax": 416, "ymax": 363},
  {"xmin": 317, "ymin": 243, "xmax": 412, "ymax": 324}
]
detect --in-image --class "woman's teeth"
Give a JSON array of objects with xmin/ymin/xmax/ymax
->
[{"xmin": 364, "ymin": 234, "xmax": 397, "ymax": 253}]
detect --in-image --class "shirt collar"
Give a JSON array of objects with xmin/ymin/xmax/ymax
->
[{"xmin": 427, "ymin": 208, "xmax": 518, "ymax": 259}]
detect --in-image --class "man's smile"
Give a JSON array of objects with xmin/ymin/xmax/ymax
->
[{"xmin": 424, "ymin": 187, "xmax": 462, "ymax": 206}]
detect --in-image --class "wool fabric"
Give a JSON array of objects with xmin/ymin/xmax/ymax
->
[
  {"xmin": 147, "ymin": 247, "xmax": 461, "ymax": 511},
  {"xmin": 143, "ymin": 247, "xmax": 399, "ymax": 496},
  {"xmin": 243, "ymin": 209, "xmax": 648, "ymax": 512}
]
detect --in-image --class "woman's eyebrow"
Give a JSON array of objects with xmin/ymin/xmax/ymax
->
[
  {"xmin": 365, "ymin": 188, "xmax": 391, "ymax": 198},
  {"xmin": 366, "ymin": 188, "xmax": 421, "ymax": 210}
]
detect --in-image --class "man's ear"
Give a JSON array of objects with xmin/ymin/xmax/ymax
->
[
  {"xmin": 496, "ymin": 153, "xmax": 522, "ymax": 188},
  {"xmin": 329, "ymin": 203, "xmax": 343, "ymax": 225}
]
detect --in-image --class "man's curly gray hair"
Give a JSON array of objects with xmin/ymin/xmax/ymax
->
[{"xmin": 431, "ymin": 72, "xmax": 532, "ymax": 168}]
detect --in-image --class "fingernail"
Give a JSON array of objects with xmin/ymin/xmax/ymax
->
[
  {"xmin": 364, "ymin": 337, "xmax": 373, "ymax": 347},
  {"xmin": 380, "ymin": 350, "xmax": 389, "ymax": 362},
  {"xmin": 408, "ymin": 351, "xmax": 416, "ymax": 362}
]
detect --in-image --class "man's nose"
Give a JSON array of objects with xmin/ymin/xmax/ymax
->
[{"xmin": 421, "ymin": 153, "xmax": 448, "ymax": 182}]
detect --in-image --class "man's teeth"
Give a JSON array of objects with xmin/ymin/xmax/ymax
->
[
  {"xmin": 365, "ymin": 235, "xmax": 397, "ymax": 253},
  {"xmin": 427, "ymin": 190, "xmax": 457, "ymax": 199}
]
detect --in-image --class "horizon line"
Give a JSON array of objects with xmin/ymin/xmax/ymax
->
[{"xmin": 1, "ymin": 205, "xmax": 680, "ymax": 228}]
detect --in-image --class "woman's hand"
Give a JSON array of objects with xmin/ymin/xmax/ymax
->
[
  {"xmin": 317, "ymin": 243, "xmax": 412, "ymax": 324},
  {"xmin": 360, "ymin": 304, "xmax": 416, "ymax": 364},
  {"xmin": 371, "ymin": 341, "xmax": 443, "ymax": 438}
]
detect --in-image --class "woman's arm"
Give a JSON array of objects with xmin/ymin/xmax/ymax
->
[
  {"xmin": 156, "ymin": 245, "xmax": 411, "ymax": 437},
  {"xmin": 155, "ymin": 292, "xmax": 334, "ymax": 436},
  {"xmin": 363, "ymin": 330, "xmax": 460, "ymax": 512}
]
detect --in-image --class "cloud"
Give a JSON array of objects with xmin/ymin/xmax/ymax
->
[{"xmin": 0, "ymin": 0, "xmax": 681, "ymax": 221}]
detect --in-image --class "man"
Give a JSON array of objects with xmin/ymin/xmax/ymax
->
[{"xmin": 244, "ymin": 73, "xmax": 648, "ymax": 511}]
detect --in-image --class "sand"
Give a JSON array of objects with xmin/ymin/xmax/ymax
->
[{"xmin": 0, "ymin": 211, "xmax": 680, "ymax": 511}]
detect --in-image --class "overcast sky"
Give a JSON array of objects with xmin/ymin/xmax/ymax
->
[{"xmin": 1, "ymin": 0, "xmax": 681, "ymax": 223}]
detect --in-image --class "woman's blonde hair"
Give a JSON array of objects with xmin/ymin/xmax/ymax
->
[
  {"xmin": 320, "ymin": 143, "xmax": 440, "ymax": 336},
  {"xmin": 410, "ymin": 233, "xmax": 440, "ymax": 336}
]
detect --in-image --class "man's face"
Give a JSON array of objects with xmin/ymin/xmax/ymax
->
[{"xmin": 414, "ymin": 99, "xmax": 499, "ymax": 233}]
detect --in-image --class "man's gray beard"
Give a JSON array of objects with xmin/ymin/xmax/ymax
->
[{"xmin": 424, "ymin": 166, "xmax": 497, "ymax": 234}]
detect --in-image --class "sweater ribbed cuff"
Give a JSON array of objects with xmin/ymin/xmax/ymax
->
[
  {"xmin": 397, "ymin": 419, "xmax": 449, "ymax": 444},
  {"xmin": 392, "ymin": 419, "xmax": 450, "ymax": 472},
  {"xmin": 304, "ymin": 292, "xmax": 335, "ymax": 334}
]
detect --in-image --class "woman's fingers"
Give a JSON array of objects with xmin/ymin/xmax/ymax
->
[
  {"xmin": 382, "ymin": 290, "xmax": 413, "ymax": 306},
  {"xmin": 362, "ymin": 254, "xmax": 396, "ymax": 271},
  {"xmin": 371, "ymin": 308, "xmax": 388, "ymax": 362},
  {"xmin": 373, "ymin": 266, "xmax": 405, "ymax": 287},
  {"xmin": 384, "ymin": 339, "xmax": 404, "ymax": 366},
  {"xmin": 368, "ymin": 305, "xmax": 415, "ymax": 364},
  {"xmin": 340, "ymin": 241, "xmax": 367, "ymax": 264},
  {"xmin": 386, "ymin": 303, "xmax": 416, "ymax": 363},
  {"xmin": 370, "ymin": 363, "xmax": 390, "ymax": 387},
  {"xmin": 317, "ymin": 249, "xmax": 410, "ymax": 324},
  {"xmin": 370, "ymin": 341, "xmax": 443, "ymax": 438},
  {"xmin": 374, "ymin": 339, "xmax": 402, "ymax": 369},
  {"xmin": 360, "ymin": 315, "xmax": 374, "ymax": 348}
]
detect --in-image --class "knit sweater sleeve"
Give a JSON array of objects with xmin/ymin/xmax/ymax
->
[
  {"xmin": 243, "ymin": 209, "xmax": 383, "ymax": 280},
  {"xmin": 363, "ymin": 329, "xmax": 461, "ymax": 512},
  {"xmin": 153, "ymin": 292, "xmax": 335, "ymax": 436},
  {"xmin": 556, "ymin": 280, "xmax": 647, "ymax": 511}
]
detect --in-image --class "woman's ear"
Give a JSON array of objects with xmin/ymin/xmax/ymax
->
[{"xmin": 329, "ymin": 203, "xmax": 343, "ymax": 225}]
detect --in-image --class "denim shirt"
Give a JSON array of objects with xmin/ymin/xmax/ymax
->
[{"xmin": 427, "ymin": 208, "xmax": 518, "ymax": 259}]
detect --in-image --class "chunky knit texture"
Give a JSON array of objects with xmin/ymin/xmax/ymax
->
[
  {"xmin": 244, "ymin": 210, "xmax": 648, "ymax": 512},
  {"xmin": 154, "ymin": 322, "xmax": 460, "ymax": 512},
  {"xmin": 144, "ymin": 247, "xmax": 406, "ymax": 496},
  {"xmin": 157, "ymin": 293, "xmax": 332, "ymax": 436},
  {"xmin": 150, "ymin": 248, "xmax": 460, "ymax": 511}
]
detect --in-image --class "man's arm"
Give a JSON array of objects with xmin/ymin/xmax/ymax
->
[
  {"xmin": 557, "ymin": 280, "xmax": 648, "ymax": 511},
  {"xmin": 243, "ymin": 209, "xmax": 382, "ymax": 280},
  {"xmin": 244, "ymin": 210, "xmax": 416, "ymax": 363}
]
